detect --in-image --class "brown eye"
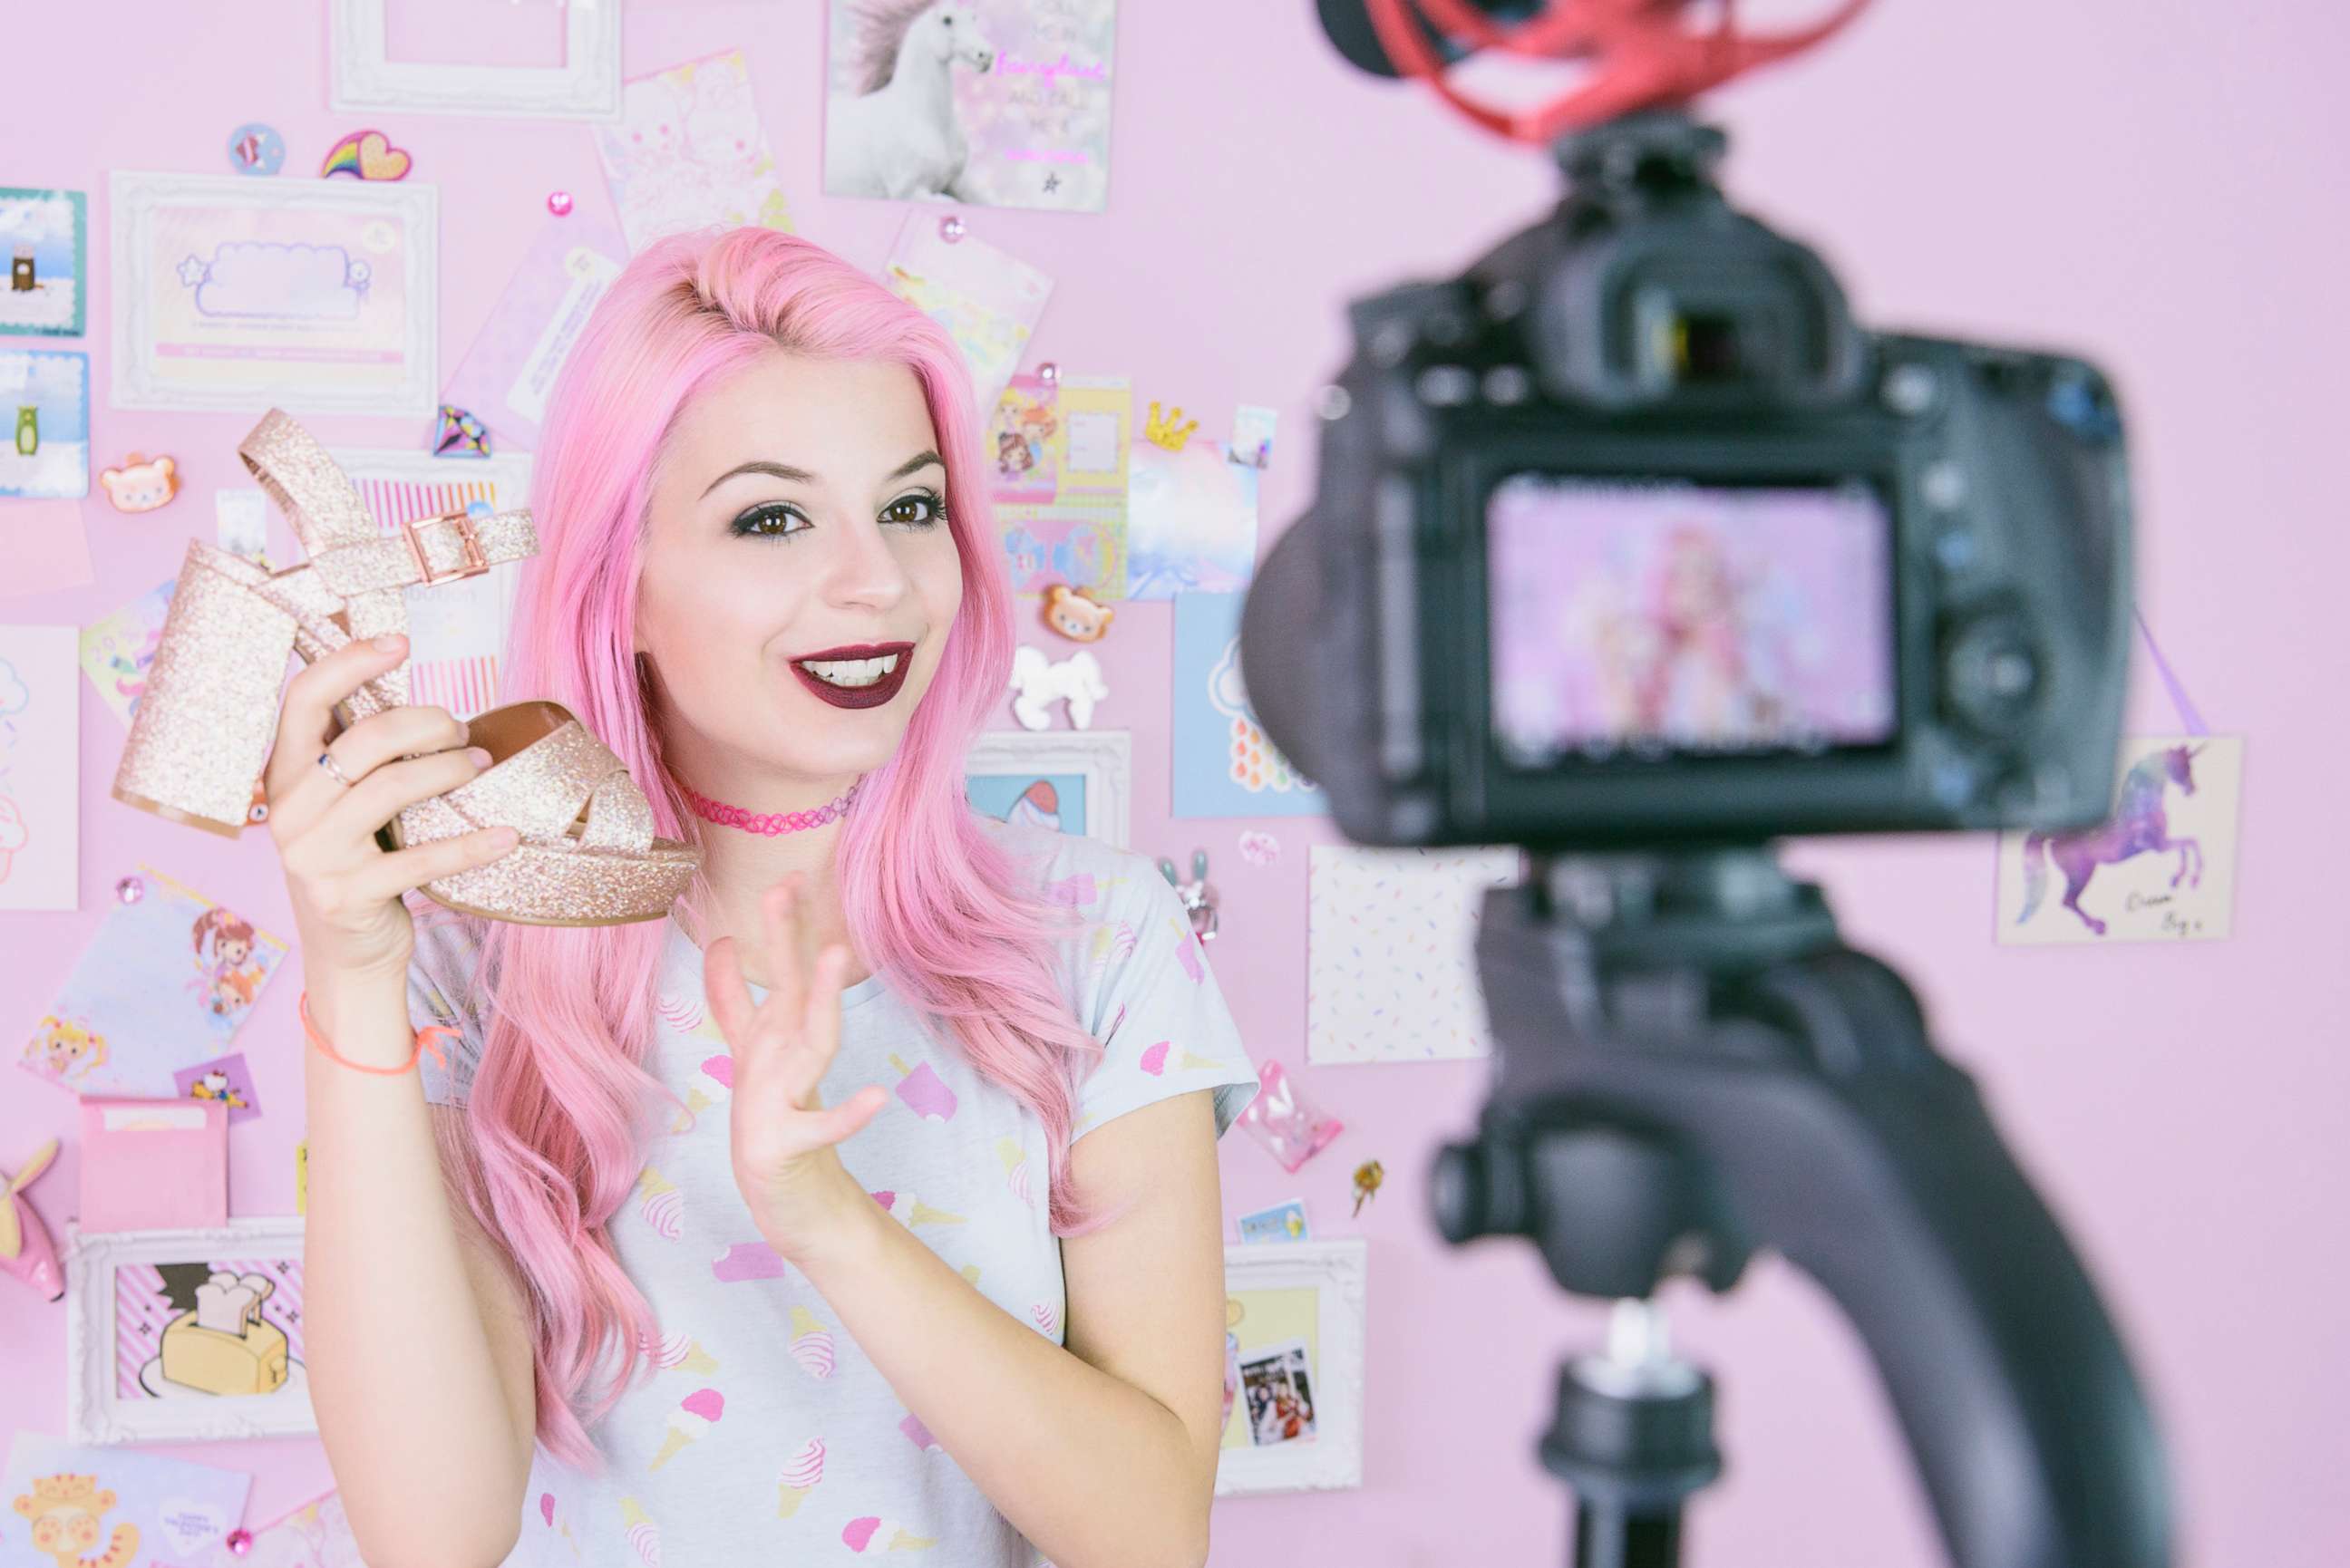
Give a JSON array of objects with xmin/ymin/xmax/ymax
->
[{"xmin": 881, "ymin": 491, "xmax": 946, "ymax": 528}]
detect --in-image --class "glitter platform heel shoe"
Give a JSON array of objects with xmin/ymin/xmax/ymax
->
[
  {"xmin": 112, "ymin": 408, "xmax": 697, "ymax": 925},
  {"xmin": 380, "ymin": 700, "xmax": 699, "ymax": 926},
  {"xmin": 112, "ymin": 407, "xmax": 539, "ymax": 836}
]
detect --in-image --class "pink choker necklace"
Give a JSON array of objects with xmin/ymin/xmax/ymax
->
[{"xmin": 681, "ymin": 777, "xmax": 863, "ymax": 837}]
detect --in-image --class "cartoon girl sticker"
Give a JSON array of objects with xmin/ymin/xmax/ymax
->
[{"xmin": 191, "ymin": 906, "xmax": 267, "ymax": 1021}]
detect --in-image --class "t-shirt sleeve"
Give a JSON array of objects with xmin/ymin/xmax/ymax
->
[
  {"xmin": 1071, "ymin": 866, "xmax": 1262, "ymax": 1146},
  {"xmin": 403, "ymin": 898, "xmax": 487, "ymax": 1108}
]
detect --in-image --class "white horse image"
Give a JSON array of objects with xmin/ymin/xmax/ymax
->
[
  {"xmin": 827, "ymin": 0, "xmax": 998, "ymax": 203},
  {"xmin": 1009, "ymin": 645, "xmax": 1108, "ymax": 731}
]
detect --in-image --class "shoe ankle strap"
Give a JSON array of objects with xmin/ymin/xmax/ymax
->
[{"xmin": 306, "ymin": 507, "xmax": 539, "ymax": 597}]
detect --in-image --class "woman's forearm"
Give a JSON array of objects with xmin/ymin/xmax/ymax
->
[
  {"xmin": 302, "ymin": 973, "xmax": 530, "ymax": 1568},
  {"xmin": 791, "ymin": 1179, "xmax": 1209, "ymax": 1568}
]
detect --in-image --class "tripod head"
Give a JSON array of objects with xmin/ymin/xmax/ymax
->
[{"xmin": 1434, "ymin": 850, "xmax": 2172, "ymax": 1568}]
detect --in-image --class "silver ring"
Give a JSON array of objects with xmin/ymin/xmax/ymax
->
[{"xmin": 316, "ymin": 750, "xmax": 354, "ymax": 789}]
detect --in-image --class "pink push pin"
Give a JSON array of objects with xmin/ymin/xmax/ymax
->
[{"xmin": 548, "ymin": 190, "xmax": 574, "ymax": 217}]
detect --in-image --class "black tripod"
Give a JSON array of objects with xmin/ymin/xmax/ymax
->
[{"xmin": 1431, "ymin": 849, "xmax": 2174, "ymax": 1568}]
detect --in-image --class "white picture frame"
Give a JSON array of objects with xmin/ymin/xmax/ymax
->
[
  {"xmin": 1215, "ymin": 1237, "xmax": 1367, "ymax": 1495},
  {"xmin": 966, "ymin": 728, "xmax": 1131, "ymax": 848},
  {"xmin": 64, "ymin": 1215, "xmax": 317, "ymax": 1444},
  {"xmin": 110, "ymin": 171, "xmax": 439, "ymax": 415},
  {"xmin": 329, "ymin": 0, "xmax": 624, "ymax": 121}
]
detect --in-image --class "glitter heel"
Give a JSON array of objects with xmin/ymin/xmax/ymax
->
[
  {"xmin": 110, "ymin": 407, "xmax": 539, "ymax": 837},
  {"xmin": 383, "ymin": 700, "xmax": 700, "ymax": 926}
]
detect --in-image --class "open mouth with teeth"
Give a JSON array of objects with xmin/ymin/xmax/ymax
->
[{"xmin": 791, "ymin": 642, "xmax": 916, "ymax": 711}]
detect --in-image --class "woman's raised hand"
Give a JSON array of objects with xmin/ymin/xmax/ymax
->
[{"xmin": 707, "ymin": 872, "xmax": 889, "ymax": 1263}]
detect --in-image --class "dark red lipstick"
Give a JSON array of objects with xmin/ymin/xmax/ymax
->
[{"xmin": 790, "ymin": 642, "xmax": 916, "ymax": 711}]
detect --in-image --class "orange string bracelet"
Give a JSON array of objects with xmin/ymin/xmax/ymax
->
[{"xmin": 299, "ymin": 990, "xmax": 450, "ymax": 1077}]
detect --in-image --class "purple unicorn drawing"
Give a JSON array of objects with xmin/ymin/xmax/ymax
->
[{"xmin": 2016, "ymin": 743, "xmax": 2206, "ymax": 936}]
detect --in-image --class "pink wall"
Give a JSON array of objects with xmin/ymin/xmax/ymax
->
[{"xmin": 3, "ymin": 3, "xmax": 2345, "ymax": 1563}]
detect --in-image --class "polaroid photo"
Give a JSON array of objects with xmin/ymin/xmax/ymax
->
[
  {"xmin": 0, "ymin": 187, "xmax": 88, "ymax": 336},
  {"xmin": 329, "ymin": 0, "xmax": 623, "ymax": 121},
  {"xmin": 0, "ymin": 348, "xmax": 90, "ymax": 498},
  {"xmin": 825, "ymin": 0, "xmax": 1120, "ymax": 212},
  {"xmin": 966, "ymin": 729, "xmax": 1131, "ymax": 847},
  {"xmin": 111, "ymin": 171, "xmax": 438, "ymax": 415},
  {"xmin": 1238, "ymin": 1339, "xmax": 1319, "ymax": 1447},
  {"xmin": 64, "ymin": 1215, "xmax": 316, "ymax": 1443}
]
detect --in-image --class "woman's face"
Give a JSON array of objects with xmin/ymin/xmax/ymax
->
[{"xmin": 636, "ymin": 350, "xmax": 965, "ymax": 793}]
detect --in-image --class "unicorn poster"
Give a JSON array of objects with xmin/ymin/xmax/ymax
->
[
  {"xmin": 1996, "ymin": 735, "xmax": 2244, "ymax": 944},
  {"xmin": 825, "ymin": 0, "xmax": 1120, "ymax": 212}
]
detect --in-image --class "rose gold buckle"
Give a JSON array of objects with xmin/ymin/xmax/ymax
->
[{"xmin": 401, "ymin": 509, "xmax": 490, "ymax": 586}]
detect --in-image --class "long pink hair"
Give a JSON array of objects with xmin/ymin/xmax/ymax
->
[{"xmin": 420, "ymin": 225, "xmax": 1128, "ymax": 1473}]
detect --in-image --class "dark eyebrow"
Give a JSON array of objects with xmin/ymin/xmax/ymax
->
[{"xmin": 700, "ymin": 450, "xmax": 945, "ymax": 500}]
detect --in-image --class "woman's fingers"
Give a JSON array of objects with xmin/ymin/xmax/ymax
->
[
  {"xmin": 267, "ymin": 634, "xmax": 408, "ymax": 808},
  {"xmin": 782, "ymin": 945, "xmax": 849, "ymax": 1113},
  {"xmin": 267, "ymin": 700, "xmax": 467, "ymax": 841},
  {"xmin": 308, "ymin": 748, "xmax": 489, "ymax": 854},
  {"xmin": 348, "ymin": 824, "xmax": 520, "ymax": 906}
]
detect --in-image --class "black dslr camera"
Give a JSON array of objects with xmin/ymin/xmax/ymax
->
[
  {"xmin": 1238, "ymin": 17, "xmax": 2172, "ymax": 1563},
  {"xmin": 1243, "ymin": 111, "xmax": 2132, "ymax": 850}
]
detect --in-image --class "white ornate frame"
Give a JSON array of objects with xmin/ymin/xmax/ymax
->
[
  {"xmin": 64, "ymin": 1215, "xmax": 317, "ymax": 1444},
  {"xmin": 109, "ymin": 171, "xmax": 439, "ymax": 415},
  {"xmin": 1215, "ymin": 1237, "xmax": 1368, "ymax": 1495},
  {"xmin": 967, "ymin": 728, "xmax": 1132, "ymax": 848},
  {"xmin": 328, "ymin": 0, "xmax": 624, "ymax": 121}
]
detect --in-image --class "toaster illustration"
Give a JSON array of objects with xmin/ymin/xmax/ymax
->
[{"xmin": 160, "ymin": 1270, "xmax": 287, "ymax": 1396}]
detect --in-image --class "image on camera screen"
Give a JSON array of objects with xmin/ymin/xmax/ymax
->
[{"xmin": 1486, "ymin": 474, "xmax": 1897, "ymax": 764}]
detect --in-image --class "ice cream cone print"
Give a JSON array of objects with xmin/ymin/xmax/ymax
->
[
  {"xmin": 1032, "ymin": 1302, "xmax": 1061, "ymax": 1338},
  {"xmin": 668, "ymin": 1053, "xmax": 733, "ymax": 1130},
  {"xmin": 713, "ymin": 1240, "xmax": 788, "ymax": 1282},
  {"xmin": 636, "ymin": 1166, "xmax": 684, "ymax": 1239},
  {"xmin": 654, "ymin": 990, "xmax": 703, "ymax": 1035},
  {"xmin": 889, "ymin": 1052, "xmax": 958, "ymax": 1122},
  {"xmin": 959, "ymin": 1263, "xmax": 983, "ymax": 1287},
  {"xmin": 871, "ymin": 1189, "xmax": 967, "ymax": 1232},
  {"xmin": 778, "ymin": 1437, "xmax": 826, "ymax": 1517},
  {"xmin": 843, "ymin": 1516, "xmax": 938, "ymax": 1553},
  {"xmin": 1174, "ymin": 919, "xmax": 1204, "ymax": 982},
  {"xmin": 1176, "ymin": 1048, "xmax": 1224, "ymax": 1071},
  {"xmin": 644, "ymin": 1329, "xmax": 719, "ymax": 1376},
  {"xmin": 995, "ymin": 1136, "xmax": 1033, "ymax": 1206},
  {"xmin": 899, "ymin": 1411, "xmax": 939, "ymax": 1452},
  {"xmin": 789, "ymin": 1304, "xmax": 837, "ymax": 1379},
  {"xmin": 650, "ymin": 1388, "xmax": 723, "ymax": 1470},
  {"xmin": 1086, "ymin": 920, "xmax": 1138, "ymax": 974},
  {"xmin": 618, "ymin": 1497, "xmax": 660, "ymax": 1567}
]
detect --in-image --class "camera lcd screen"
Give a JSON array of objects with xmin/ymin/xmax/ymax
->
[{"xmin": 1485, "ymin": 474, "xmax": 1897, "ymax": 764}]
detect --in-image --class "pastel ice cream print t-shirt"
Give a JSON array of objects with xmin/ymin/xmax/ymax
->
[{"xmin": 404, "ymin": 818, "xmax": 1263, "ymax": 1568}]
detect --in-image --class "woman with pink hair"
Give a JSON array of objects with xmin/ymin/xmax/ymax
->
[{"xmin": 277, "ymin": 227, "xmax": 1259, "ymax": 1567}]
